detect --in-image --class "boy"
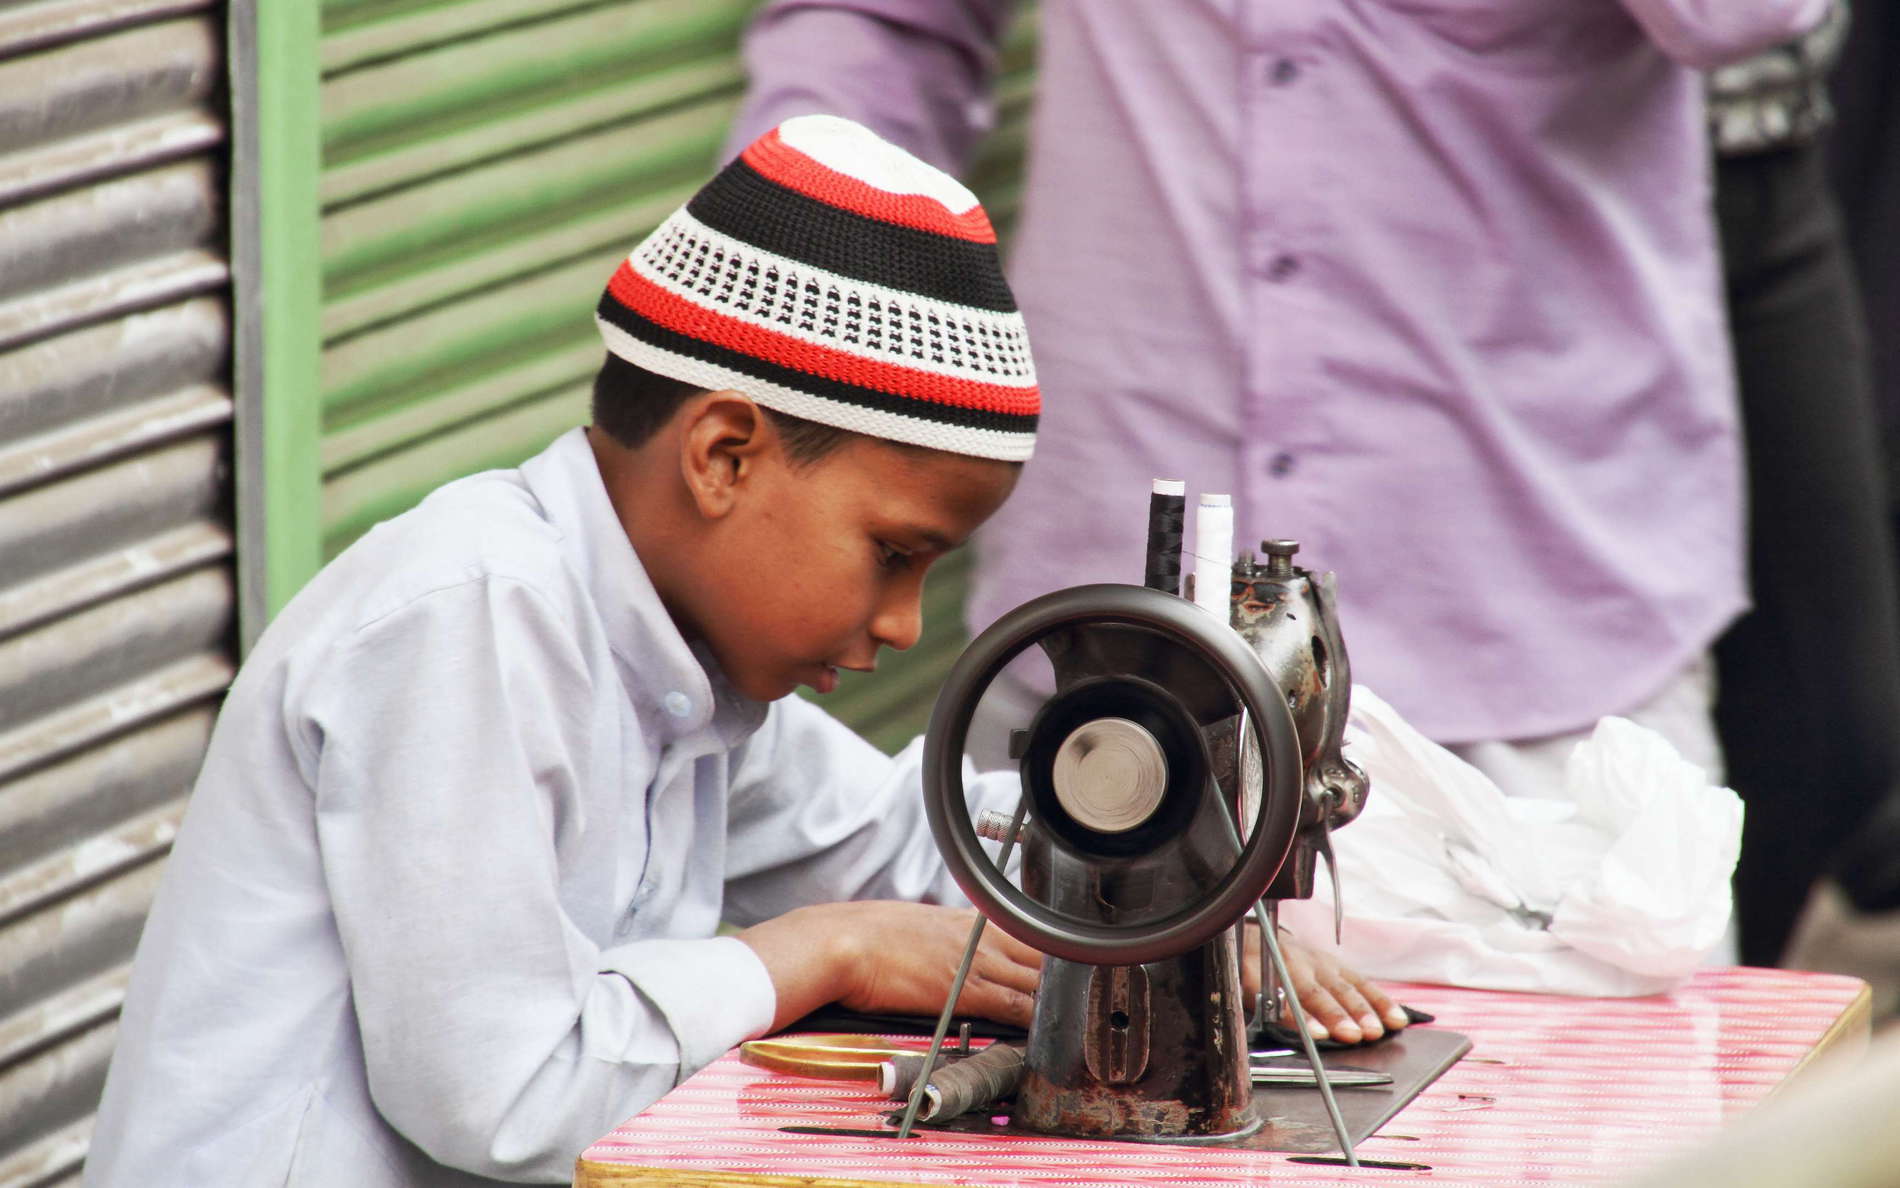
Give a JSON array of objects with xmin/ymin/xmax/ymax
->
[{"xmin": 86, "ymin": 116, "xmax": 1397, "ymax": 1187}]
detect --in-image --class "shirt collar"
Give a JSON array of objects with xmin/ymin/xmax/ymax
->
[{"xmin": 519, "ymin": 428, "xmax": 768, "ymax": 744}]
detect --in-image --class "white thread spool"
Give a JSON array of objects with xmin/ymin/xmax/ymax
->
[{"xmin": 1192, "ymin": 493, "xmax": 1233, "ymax": 620}]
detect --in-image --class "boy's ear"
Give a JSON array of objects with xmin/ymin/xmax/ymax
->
[{"xmin": 679, "ymin": 391, "xmax": 773, "ymax": 519}]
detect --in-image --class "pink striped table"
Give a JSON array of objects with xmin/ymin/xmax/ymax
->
[{"xmin": 575, "ymin": 967, "xmax": 1869, "ymax": 1186}]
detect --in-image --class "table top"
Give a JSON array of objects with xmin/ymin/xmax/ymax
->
[{"xmin": 575, "ymin": 966, "xmax": 1869, "ymax": 1187}]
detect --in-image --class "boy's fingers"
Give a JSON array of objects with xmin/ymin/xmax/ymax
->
[
  {"xmin": 976, "ymin": 947, "xmax": 1043, "ymax": 996},
  {"xmin": 1289, "ymin": 983, "xmax": 1357, "ymax": 1042},
  {"xmin": 954, "ymin": 978, "xmax": 1035, "ymax": 1028},
  {"xmin": 1309, "ymin": 943, "xmax": 1408, "ymax": 1034},
  {"xmin": 989, "ymin": 986, "xmax": 1035, "ymax": 1027},
  {"xmin": 1268, "ymin": 930, "xmax": 1410, "ymax": 1041},
  {"xmin": 1351, "ymin": 973, "xmax": 1410, "ymax": 1030},
  {"xmin": 1315, "ymin": 969, "xmax": 1383, "ymax": 1041},
  {"xmin": 989, "ymin": 928, "xmax": 1045, "ymax": 967}
]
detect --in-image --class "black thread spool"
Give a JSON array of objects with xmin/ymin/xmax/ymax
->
[{"xmin": 1143, "ymin": 479, "xmax": 1187, "ymax": 595}]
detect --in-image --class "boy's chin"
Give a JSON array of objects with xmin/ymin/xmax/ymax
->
[
  {"xmin": 765, "ymin": 664, "xmax": 838, "ymax": 700},
  {"xmin": 722, "ymin": 653, "xmax": 839, "ymax": 702},
  {"xmin": 729, "ymin": 666, "xmax": 805, "ymax": 703}
]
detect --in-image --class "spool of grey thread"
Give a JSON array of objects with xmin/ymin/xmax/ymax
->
[
  {"xmin": 876, "ymin": 1051, "xmax": 950, "ymax": 1099},
  {"xmin": 915, "ymin": 1043, "xmax": 1027, "ymax": 1122}
]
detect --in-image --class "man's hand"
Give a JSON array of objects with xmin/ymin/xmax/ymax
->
[
  {"xmin": 1242, "ymin": 925, "xmax": 1409, "ymax": 1045},
  {"xmin": 738, "ymin": 901, "xmax": 1041, "ymax": 1031}
]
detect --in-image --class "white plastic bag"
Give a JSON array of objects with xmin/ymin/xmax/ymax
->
[{"xmin": 1278, "ymin": 686, "xmax": 1744, "ymax": 996}]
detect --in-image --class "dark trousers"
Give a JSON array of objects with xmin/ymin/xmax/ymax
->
[{"xmin": 1715, "ymin": 140, "xmax": 1900, "ymax": 966}]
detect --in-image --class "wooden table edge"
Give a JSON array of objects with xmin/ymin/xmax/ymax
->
[
  {"xmin": 574, "ymin": 1161, "xmax": 930, "ymax": 1188},
  {"xmin": 1778, "ymin": 977, "xmax": 1873, "ymax": 1090}
]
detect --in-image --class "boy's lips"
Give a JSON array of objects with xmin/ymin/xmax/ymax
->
[{"xmin": 809, "ymin": 661, "xmax": 872, "ymax": 695}]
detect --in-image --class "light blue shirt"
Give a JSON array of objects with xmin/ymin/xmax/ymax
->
[{"xmin": 86, "ymin": 428, "xmax": 1017, "ymax": 1186}]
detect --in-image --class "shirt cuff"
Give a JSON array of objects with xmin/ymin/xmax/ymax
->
[{"xmin": 601, "ymin": 935, "xmax": 777, "ymax": 1077}]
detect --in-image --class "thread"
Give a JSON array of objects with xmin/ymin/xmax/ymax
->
[
  {"xmin": 1144, "ymin": 479, "xmax": 1187, "ymax": 594},
  {"xmin": 1192, "ymin": 493, "xmax": 1234, "ymax": 620},
  {"xmin": 877, "ymin": 1051, "xmax": 951, "ymax": 1099},
  {"xmin": 919, "ymin": 1042, "xmax": 1027, "ymax": 1122}
]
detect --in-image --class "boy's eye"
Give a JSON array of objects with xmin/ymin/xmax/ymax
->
[{"xmin": 876, "ymin": 542, "xmax": 916, "ymax": 571}]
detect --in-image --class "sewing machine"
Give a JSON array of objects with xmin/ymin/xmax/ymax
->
[{"xmin": 913, "ymin": 487, "xmax": 1452, "ymax": 1154}]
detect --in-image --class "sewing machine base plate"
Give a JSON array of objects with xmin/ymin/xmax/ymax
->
[{"xmin": 905, "ymin": 1027, "xmax": 1470, "ymax": 1154}]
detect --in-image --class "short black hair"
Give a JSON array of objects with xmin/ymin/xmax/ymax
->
[{"xmin": 591, "ymin": 353, "xmax": 860, "ymax": 467}]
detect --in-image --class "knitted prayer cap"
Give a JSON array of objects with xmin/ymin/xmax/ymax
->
[{"xmin": 596, "ymin": 115, "xmax": 1039, "ymax": 462}]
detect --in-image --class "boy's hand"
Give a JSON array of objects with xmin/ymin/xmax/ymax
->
[
  {"xmin": 1242, "ymin": 925, "xmax": 1409, "ymax": 1045},
  {"xmin": 739, "ymin": 902, "xmax": 1041, "ymax": 1031}
]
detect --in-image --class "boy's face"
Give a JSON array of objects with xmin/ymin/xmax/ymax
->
[{"xmin": 696, "ymin": 435, "xmax": 1019, "ymax": 703}]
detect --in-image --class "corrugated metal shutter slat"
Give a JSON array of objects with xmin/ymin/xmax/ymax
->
[{"xmin": 0, "ymin": 6, "xmax": 234, "ymax": 1183}]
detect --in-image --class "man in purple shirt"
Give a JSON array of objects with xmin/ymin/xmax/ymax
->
[{"xmin": 731, "ymin": 0, "xmax": 1825, "ymax": 793}]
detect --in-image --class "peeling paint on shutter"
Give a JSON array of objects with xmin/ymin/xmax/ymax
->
[{"xmin": 0, "ymin": 3, "xmax": 234, "ymax": 1184}]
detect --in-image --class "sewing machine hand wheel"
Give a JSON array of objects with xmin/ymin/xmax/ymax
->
[{"xmin": 924, "ymin": 583, "xmax": 1302, "ymax": 967}]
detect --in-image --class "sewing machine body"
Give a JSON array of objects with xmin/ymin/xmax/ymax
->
[{"xmin": 982, "ymin": 543, "xmax": 1367, "ymax": 1140}]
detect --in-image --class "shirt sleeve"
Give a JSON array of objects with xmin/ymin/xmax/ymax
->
[
  {"xmin": 1614, "ymin": 0, "xmax": 1830, "ymax": 68},
  {"xmin": 726, "ymin": 0, "xmax": 1020, "ymax": 172},
  {"xmin": 720, "ymin": 695, "xmax": 1024, "ymax": 926},
  {"xmin": 303, "ymin": 576, "xmax": 773, "ymax": 1181}
]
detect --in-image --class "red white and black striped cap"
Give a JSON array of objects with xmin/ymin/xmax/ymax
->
[{"xmin": 596, "ymin": 115, "xmax": 1039, "ymax": 462}]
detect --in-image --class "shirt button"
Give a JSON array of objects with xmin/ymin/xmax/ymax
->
[
  {"xmin": 1270, "ymin": 58, "xmax": 1299, "ymax": 86},
  {"xmin": 1266, "ymin": 254, "xmax": 1301, "ymax": 282},
  {"xmin": 662, "ymin": 691, "xmax": 692, "ymax": 718},
  {"xmin": 1270, "ymin": 451, "xmax": 1297, "ymax": 477}
]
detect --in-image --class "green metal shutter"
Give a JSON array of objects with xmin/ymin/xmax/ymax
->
[{"xmin": 0, "ymin": 4, "xmax": 235, "ymax": 1185}]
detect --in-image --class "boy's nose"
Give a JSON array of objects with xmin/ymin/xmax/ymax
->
[{"xmin": 870, "ymin": 587, "xmax": 924, "ymax": 653}]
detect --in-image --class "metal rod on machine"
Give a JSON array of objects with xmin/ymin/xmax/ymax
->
[
  {"xmin": 1258, "ymin": 904, "xmax": 1359, "ymax": 1167},
  {"xmin": 1219, "ymin": 788, "xmax": 1359, "ymax": 1167},
  {"xmin": 1144, "ymin": 478, "xmax": 1187, "ymax": 594},
  {"xmin": 896, "ymin": 795, "xmax": 1031, "ymax": 1139}
]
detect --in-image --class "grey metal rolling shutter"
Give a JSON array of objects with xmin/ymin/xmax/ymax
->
[{"xmin": 0, "ymin": 3, "xmax": 235, "ymax": 1186}]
